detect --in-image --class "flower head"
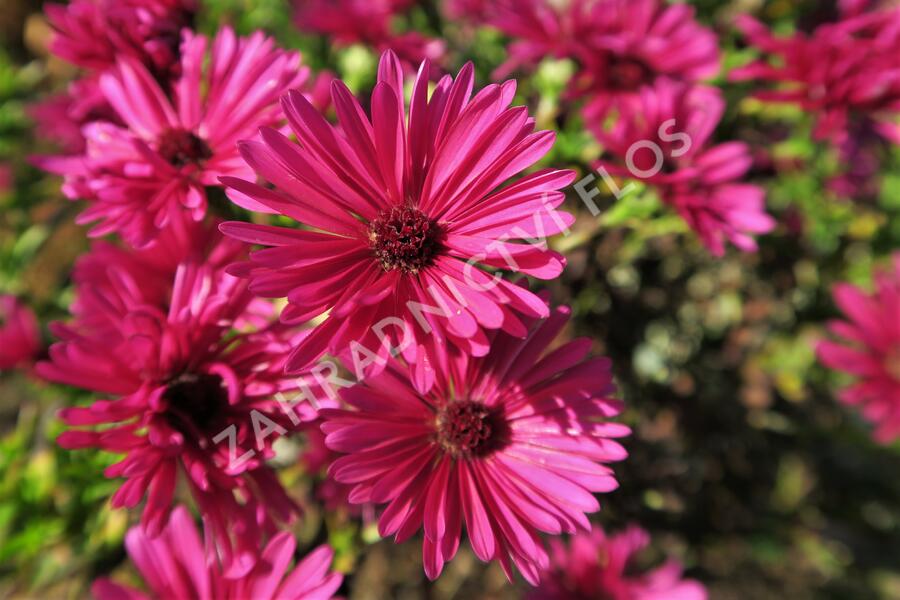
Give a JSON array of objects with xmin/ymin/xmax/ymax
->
[
  {"xmin": 46, "ymin": 0, "xmax": 196, "ymax": 82},
  {"xmin": 92, "ymin": 505, "xmax": 343, "ymax": 600},
  {"xmin": 221, "ymin": 50, "xmax": 575, "ymax": 388},
  {"xmin": 320, "ymin": 302, "xmax": 629, "ymax": 584},
  {"xmin": 480, "ymin": 0, "xmax": 720, "ymax": 119},
  {"xmin": 731, "ymin": 8, "xmax": 900, "ymax": 145},
  {"xmin": 0, "ymin": 296, "xmax": 41, "ymax": 372},
  {"xmin": 528, "ymin": 526, "xmax": 707, "ymax": 600},
  {"xmin": 39, "ymin": 27, "xmax": 308, "ymax": 248},
  {"xmin": 591, "ymin": 80, "xmax": 774, "ymax": 256},
  {"xmin": 817, "ymin": 255, "xmax": 900, "ymax": 443},
  {"xmin": 37, "ymin": 225, "xmax": 304, "ymax": 576}
]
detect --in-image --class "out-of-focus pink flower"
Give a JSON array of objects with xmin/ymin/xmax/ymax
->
[
  {"xmin": 528, "ymin": 525, "xmax": 707, "ymax": 600},
  {"xmin": 46, "ymin": 0, "xmax": 196, "ymax": 82},
  {"xmin": 0, "ymin": 296, "xmax": 41, "ymax": 372},
  {"xmin": 731, "ymin": 8, "xmax": 900, "ymax": 145},
  {"xmin": 320, "ymin": 301, "xmax": 629, "ymax": 584},
  {"xmin": 817, "ymin": 255, "xmax": 900, "ymax": 443},
  {"xmin": 92, "ymin": 505, "xmax": 343, "ymax": 600},
  {"xmin": 592, "ymin": 80, "xmax": 775, "ymax": 255},
  {"xmin": 36, "ymin": 225, "xmax": 307, "ymax": 576},
  {"xmin": 292, "ymin": 0, "xmax": 444, "ymax": 70},
  {"xmin": 478, "ymin": 0, "xmax": 719, "ymax": 119},
  {"xmin": 572, "ymin": 0, "xmax": 720, "ymax": 120},
  {"xmin": 36, "ymin": 27, "xmax": 308, "ymax": 248},
  {"xmin": 221, "ymin": 51, "xmax": 575, "ymax": 388}
]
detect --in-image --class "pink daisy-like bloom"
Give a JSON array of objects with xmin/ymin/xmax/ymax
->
[
  {"xmin": 38, "ymin": 26, "xmax": 308, "ymax": 248},
  {"xmin": 591, "ymin": 80, "xmax": 775, "ymax": 256},
  {"xmin": 571, "ymin": 0, "xmax": 720, "ymax": 120},
  {"xmin": 36, "ymin": 226, "xmax": 305, "ymax": 576},
  {"xmin": 46, "ymin": 0, "xmax": 195, "ymax": 83},
  {"xmin": 292, "ymin": 0, "xmax": 444, "ymax": 70},
  {"xmin": 479, "ymin": 0, "xmax": 719, "ymax": 118},
  {"xmin": 319, "ymin": 302, "xmax": 629, "ymax": 584},
  {"xmin": 817, "ymin": 255, "xmax": 900, "ymax": 443},
  {"xmin": 221, "ymin": 50, "xmax": 575, "ymax": 387},
  {"xmin": 528, "ymin": 525, "xmax": 706, "ymax": 600},
  {"xmin": 92, "ymin": 505, "xmax": 343, "ymax": 600},
  {"xmin": 0, "ymin": 295, "xmax": 41, "ymax": 372},
  {"xmin": 731, "ymin": 8, "xmax": 900, "ymax": 145}
]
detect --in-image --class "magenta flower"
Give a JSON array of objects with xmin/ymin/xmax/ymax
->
[
  {"xmin": 817, "ymin": 255, "xmax": 900, "ymax": 443},
  {"xmin": 92, "ymin": 505, "xmax": 343, "ymax": 600},
  {"xmin": 731, "ymin": 8, "xmax": 900, "ymax": 145},
  {"xmin": 319, "ymin": 302, "xmax": 629, "ymax": 584},
  {"xmin": 478, "ymin": 0, "xmax": 719, "ymax": 118},
  {"xmin": 572, "ymin": 0, "xmax": 720, "ymax": 120},
  {"xmin": 292, "ymin": 0, "xmax": 444, "ymax": 70},
  {"xmin": 528, "ymin": 526, "xmax": 706, "ymax": 600},
  {"xmin": 38, "ymin": 27, "xmax": 308, "ymax": 248},
  {"xmin": 591, "ymin": 80, "xmax": 775, "ymax": 256},
  {"xmin": 0, "ymin": 296, "xmax": 41, "ymax": 372},
  {"xmin": 36, "ymin": 226, "xmax": 304, "ymax": 576},
  {"xmin": 46, "ymin": 0, "xmax": 196, "ymax": 82},
  {"xmin": 221, "ymin": 50, "xmax": 575, "ymax": 387}
]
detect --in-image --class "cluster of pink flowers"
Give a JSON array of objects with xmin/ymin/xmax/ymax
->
[
  {"xmin": 452, "ymin": 0, "xmax": 774, "ymax": 256},
  {"xmin": 733, "ymin": 5, "xmax": 900, "ymax": 200},
  {"xmin": 30, "ymin": 0, "xmax": 660, "ymax": 592},
  {"xmin": 19, "ymin": 0, "xmax": 898, "ymax": 595}
]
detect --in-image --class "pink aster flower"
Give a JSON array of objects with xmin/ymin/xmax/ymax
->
[
  {"xmin": 292, "ymin": 0, "xmax": 444, "ymax": 70},
  {"xmin": 0, "ymin": 296, "xmax": 41, "ymax": 372},
  {"xmin": 571, "ymin": 0, "xmax": 720, "ymax": 120},
  {"xmin": 591, "ymin": 80, "xmax": 775, "ymax": 256},
  {"xmin": 46, "ymin": 0, "xmax": 196, "ymax": 82},
  {"xmin": 93, "ymin": 505, "xmax": 342, "ymax": 600},
  {"xmin": 817, "ymin": 255, "xmax": 900, "ymax": 443},
  {"xmin": 480, "ymin": 0, "xmax": 719, "ymax": 117},
  {"xmin": 528, "ymin": 525, "xmax": 706, "ymax": 600},
  {"xmin": 36, "ymin": 226, "xmax": 305, "ymax": 576},
  {"xmin": 38, "ymin": 27, "xmax": 308, "ymax": 248},
  {"xmin": 221, "ymin": 50, "xmax": 575, "ymax": 387},
  {"xmin": 320, "ymin": 302, "xmax": 629, "ymax": 584},
  {"xmin": 731, "ymin": 8, "xmax": 900, "ymax": 145}
]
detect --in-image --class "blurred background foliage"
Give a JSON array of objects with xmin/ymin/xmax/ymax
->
[{"xmin": 1, "ymin": 0, "xmax": 900, "ymax": 598}]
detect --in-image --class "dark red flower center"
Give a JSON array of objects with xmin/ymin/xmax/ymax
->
[
  {"xmin": 435, "ymin": 401, "xmax": 506, "ymax": 459},
  {"xmin": 607, "ymin": 56, "xmax": 654, "ymax": 91},
  {"xmin": 163, "ymin": 373, "xmax": 228, "ymax": 435},
  {"xmin": 157, "ymin": 128, "xmax": 213, "ymax": 168},
  {"xmin": 369, "ymin": 205, "xmax": 443, "ymax": 273}
]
